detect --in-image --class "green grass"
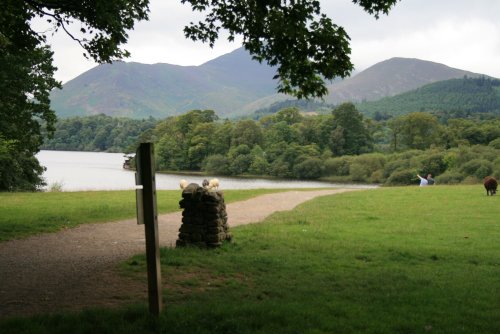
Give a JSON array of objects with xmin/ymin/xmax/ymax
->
[
  {"xmin": 2, "ymin": 185, "xmax": 500, "ymax": 333},
  {"xmin": 0, "ymin": 189, "xmax": 288, "ymax": 241}
]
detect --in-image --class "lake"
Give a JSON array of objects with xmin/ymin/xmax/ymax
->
[{"xmin": 36, "ymin": 150, "xmax": 375, "ymax": 191}]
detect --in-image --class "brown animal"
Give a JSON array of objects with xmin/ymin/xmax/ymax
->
[{"xmin": 483, "ymin": 176, "xmax": 497, "ymax": 196}]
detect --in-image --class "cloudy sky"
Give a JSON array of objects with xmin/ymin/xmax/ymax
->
[{"xmin": 43, "ymin": 0, "xmax": 500, "ymax": 83}]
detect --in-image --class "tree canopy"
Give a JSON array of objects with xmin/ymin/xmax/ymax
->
[{"xmin": 1, "ymin": 0, "xmax": 400, "ymax": 190}]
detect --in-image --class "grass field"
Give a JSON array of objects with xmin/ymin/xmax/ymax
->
[
  {"xmin": 1, "ymin": 185, "xmax": 500, "ymax": 333},
  {"xmin": 0, "ymin": 189, "xmax": 287, "ymax": 241}
]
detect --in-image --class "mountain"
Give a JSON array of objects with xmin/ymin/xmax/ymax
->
[
  {"xmin": 242, "ymin": 57, "xmax": 485, "ymax": 114},
  {"xmin": 357, "ymin": 76, "xmax": 500, "ymax": 117},
  {"xmin": 50, "ymin": 50, "xmax": 490, "ymax": 119},
  {"xmin": 50, "ymin": 48, "xmax": 278, "ymax": 119},
  {"xmin": 323, "ymin": 57, "xmax": 483, "ymax": 104}
]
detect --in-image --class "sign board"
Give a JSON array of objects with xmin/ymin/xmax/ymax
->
[
  {"xmin": 136, "ymin": 188, "xmax": 144, "ymax": 225},
  {"xmin": 135, "ymin": 142, "xmax": 162, "ymax": 316}
]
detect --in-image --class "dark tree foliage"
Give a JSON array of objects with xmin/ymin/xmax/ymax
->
[
  {"xmin": 41, "ymin": 115, "xmax": 158, "ymax": 153},
  {"xmin": 358, "ymin": 77, "xmax": 500, "ymax": 117},
  {"xmin": 182, "ymin": 0, "xmax": 399, "ymax": 98},
  {"xmin": 1, "ymin": 1, "xmax": 61, "ymax": 190},
  {"xmin": 331, "ymin": 103, "xmax": 372, "ymax": 155},
  {"xmin": 1, "ymin": 0, "xmax": 149, "ymax": 190}
]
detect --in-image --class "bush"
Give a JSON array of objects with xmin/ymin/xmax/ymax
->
[
  {"xmin": 462, "ymin": 176, "xmax": 480, "ymax": 184},
  {"xmin": 435, "ymin": 171, "xmax": 464, "ymax": 184},
  {"xmin": 349, "ymin": 163, "xmax": 369, "ymax": 182},
  {"xmin": 323, "ymin": 157, "xmax": 350, "ymax": 176},
  {"xmin": 453, "ymin": 146, "xmax": 481, "ymax": 167},
  {"xmin": 351, "ymin": 153, "xmax": 386, "ymax": 177},
  {"xmin": 475, "ymin": 165, "xmax": 494, "ymax": 180},
  {"xmin": 292, "ymin": 157, "xmax": 324, "ymax": 179},
  {"xmin": 369, "ymin": 169, "xmax": 385, "ymax": 183},
  {"xmin": 386, "ymin": 169, "xmax": 415, "ymax": 186},
  {"xmin": 418, "ymin": 152, "xmax": 447, "ymax": 175},
  {"xmin": 269, "ymin": 159, "xmax": 291, "ymax": 178},
  {"xmin": 383, "ymin": 159, "xmax": 409, "ymax": 178},
  {"xmin": 473, "ymin": 146, "xmax": 498, "ymax": 162},
  {"xmin": 460, "ymin": 159, "xmax": 493, "ymax": 179},
  {"xmin": 488, "ymin": 138, "xmax": 500, "ymax": 149},
  {"xmin": 443, "ymin": 151, "xmax": 459, "ymax": 169}
]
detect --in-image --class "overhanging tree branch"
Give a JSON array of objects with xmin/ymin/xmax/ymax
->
[{"xmin": 25, "ymin": 0, "xmax": 87, "ymax": 50}]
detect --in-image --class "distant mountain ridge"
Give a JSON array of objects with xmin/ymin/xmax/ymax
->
[
  {"xmin": 324, "ymin": 57, "xmax": 482, "ymax": 104},
  {"xmin": 50, "ymin": 48, "xmax": 491, "ymax": 119},
  {"xmin": 50, "ymin": 48, "xmax": 278, "ymax": 119}
]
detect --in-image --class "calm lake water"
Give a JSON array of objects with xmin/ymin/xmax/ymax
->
[{"xmin": 37, "ymin": 150, "xmax": 375, "ymax": 191}]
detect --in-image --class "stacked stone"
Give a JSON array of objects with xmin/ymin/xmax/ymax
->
[{"xmin": 176, "ymin": 183, "xmax": 232, "ymax": 248}]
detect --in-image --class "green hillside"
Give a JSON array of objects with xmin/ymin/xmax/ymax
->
[
  {"xmin": 50, "ymin": 48, "xmax": 278, "ymax": 119},
  {"xmin": 357, "ymin": 77, "xmax": 500, "ymax": 117}
]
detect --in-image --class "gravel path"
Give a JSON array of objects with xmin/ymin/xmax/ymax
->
[{"xmin": 0, "ymin": 188, "xmax": 359, "ymax": 318}]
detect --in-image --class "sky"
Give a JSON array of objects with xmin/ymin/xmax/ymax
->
[{"xmin": 38, "ymin": 0, "xmax": 500, "ymax": 83}]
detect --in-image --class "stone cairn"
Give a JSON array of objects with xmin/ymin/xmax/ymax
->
[{"xmin": 176, "ymin": 183, "xmax": 232, "ymax": 248}]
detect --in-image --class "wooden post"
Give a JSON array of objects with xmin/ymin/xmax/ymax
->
[{"xmin": 136, "ymin": 142, "xmax": 162, "ymax": 315}]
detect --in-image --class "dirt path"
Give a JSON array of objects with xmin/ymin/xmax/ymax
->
[{"xmin": 0, "ymin": 188, "xmax": 360, "ymax": 318}]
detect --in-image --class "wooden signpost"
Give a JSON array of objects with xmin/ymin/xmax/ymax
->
[{"xmin": 135, "ymin": 142, "xmax": 162, "ymax": 316}]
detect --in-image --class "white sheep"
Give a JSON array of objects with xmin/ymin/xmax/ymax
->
[
  {"xmin": 179, "ymin": 179, "xmax": 188, "ymax": 190},
  {"xmin": 207, "ymin": 178, "xmax": 219, "ymax": 190}
]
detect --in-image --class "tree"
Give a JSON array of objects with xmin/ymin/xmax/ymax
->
[
  {"xmin": 1, "ymin": 0, "xmax": 149, "ymax": 190},
  {"xmin": 330, "ymin": 103, "xmax": 373, "ymax": 155},
  {"xmin": 1, "ymin": 3, "xmax": 61, "ymax": 190},
  {"xmin": 231, "ymin": 120, "xmax": 263, "ymax": 148},
  {"xmin": 387, "ymin": 116, "xmax": 405, "ymax": 151},
  {"xmin": 264, "ymin": 121, "xmax": 298, "ymax": 146},
  {"xmin": 274, "ymin": 107, "xmax": 304, "ymax": 125},
  {"xmin": 398, "ymin": 112, "xmax": 442, "ymax": 150},
  {"xmin": 187, "ymin": 122, "xmax": 217, "ymax": 169}
]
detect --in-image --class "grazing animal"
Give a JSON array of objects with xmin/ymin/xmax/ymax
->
[
  {"xmin": 484, "ymin": 176, "xmax": 498, "ymax": 196},
  {"xmin": 179, "ymin": 179, "xmax": 189, "ymax": 190},
  {"xmin": 207, "ymin": 178, "xmax": 220, "ymax": 190},
  {"xmin": 202, "ymin": 179, "xmax": 209, "ymax": 188}
]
